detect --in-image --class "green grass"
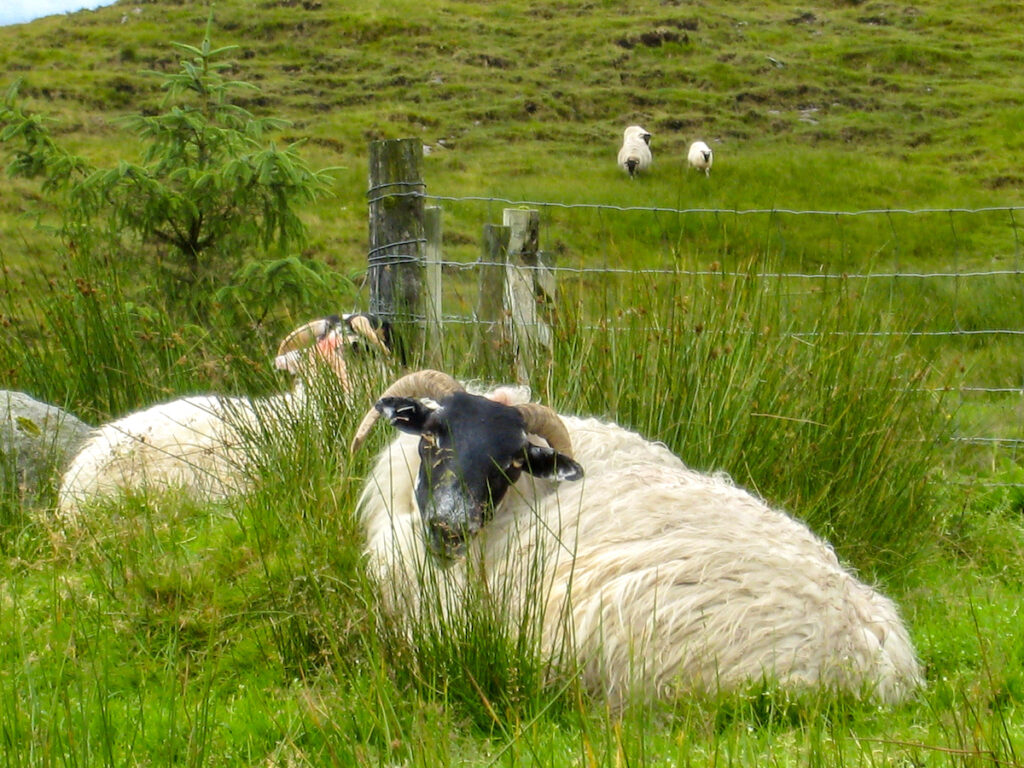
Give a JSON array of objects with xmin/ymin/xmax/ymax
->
[
  {"xmin": 2, "ymin": 467, "xmax": 1023, "ymax": 765},
  {"xmin": 2, "ymin": 262, "xmax": 1023, "ymax": 765},
  {"xmin": 1, "ymin": 0, "xmax": 1023, "ymax": 765}
]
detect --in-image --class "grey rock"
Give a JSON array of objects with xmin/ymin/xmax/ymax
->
[{"xmin": 1, "ymin": 390, "xmax": 93, "ymax": 504}]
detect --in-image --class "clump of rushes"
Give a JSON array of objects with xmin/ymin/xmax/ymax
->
[{"xmin": 550, "ymin": 264, "xmax": 950, "ymax": 575}]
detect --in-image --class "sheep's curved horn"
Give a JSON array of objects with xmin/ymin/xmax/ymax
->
[
  {"xmin": 516, "ymin": 403, "xmax": 574, "ymax": 458},
  {"xmin": 348, "ymin": 314, "xmax": 391, "ymax": 356},
  {"xmin": 350, "ymin": 370, "xmax": 465, "ymax": 453},
  {"xmin": 276, "ymin": 317, "xmax": 336, "ymax": 356}
]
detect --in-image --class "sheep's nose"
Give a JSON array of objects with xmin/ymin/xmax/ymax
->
[{"xmin": 427, "ymin": 520, "xmax": 467, "ymax": 560}]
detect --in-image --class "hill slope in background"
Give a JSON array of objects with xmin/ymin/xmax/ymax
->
[{"xmin": 1, "ymin": 0, "xmax": 1022, "ymax": 277}]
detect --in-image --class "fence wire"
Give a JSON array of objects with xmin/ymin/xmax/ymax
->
[
  {"xmin": 363, "ymin": 192, "xmax": 1024, "ymax": 487},
  {"xmin": 390, "ymin": 190, "xmax": 1024, "ymax": 219}
]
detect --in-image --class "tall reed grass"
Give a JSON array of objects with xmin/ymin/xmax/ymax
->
[{"xmin": 537, "ymin": 265, "xmax": 948, "ymax": 574}]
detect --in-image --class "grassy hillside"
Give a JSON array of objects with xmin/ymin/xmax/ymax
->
[
  {"xmin": 3, "ymin": 0, "xmax": 1022, "ymax": 379},
  {"xmin": 2, "ymin": 0, "xmax": 1024, "ymax": 277}
]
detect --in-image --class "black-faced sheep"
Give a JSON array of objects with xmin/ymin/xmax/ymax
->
[
  {"xmin": 617, "ymin": 125, "xmax": 653, "ymax": 178},
  {"xmin": 688, "ymin": 140, "xmax": 713, "ymax": 176},
  {"xmin": 273, "ymin": 312, "xmax": 393, "ymax": 387},
  {"xmin": 353, "ymin": 370, "xmax": 923, "ymax": 706}
]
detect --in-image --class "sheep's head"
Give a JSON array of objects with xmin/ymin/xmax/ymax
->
[
  {"xmin": 353, "ymin": 371, "xmax": 584, "ymax": 560},
  {"xmin": 341, "ymin": 312, "xmax": 393, "ymax": 357},
  {"xmin": 274, "ymin": 313, "xmax": 394, "ymax": 394},
  {"xmin": 274, "ymin": 315, "xmax": 350, "ymax": 390}
]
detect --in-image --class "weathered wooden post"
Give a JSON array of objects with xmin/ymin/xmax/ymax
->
[
  {"xmin": 473, "ymin": 223, "xmax": 511, "ymax": 371},
  {"xmin": 424, "ymin": 205, "xmax": 443, "ymax": 367},
  {"xmin": 367, "ymin": 138, "xmax": 425, "ymax": 362},
  {"xmin": 503, "ymin": 208, "xmax": 554, "ymax": 385}
]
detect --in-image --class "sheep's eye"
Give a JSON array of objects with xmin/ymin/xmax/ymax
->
[{"xmin": 497, "ymin": 457, "xmax": 524, "ymax": 477}]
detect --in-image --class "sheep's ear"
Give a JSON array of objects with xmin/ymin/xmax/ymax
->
[
  {"xmin": 524, "ymin": 444, "xmax": 584, "ymax": 482},
  {"xmin": 376, "ymin": 397, "xmax": 432, "ymax": 434}
]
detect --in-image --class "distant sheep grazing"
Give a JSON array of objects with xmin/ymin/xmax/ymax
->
[
  {"xmin": 56, "ymin": 314, "xmax": 389, "ymax": 521},
  {"xmin": 688, "ymin": 140, "xmax": 713, "ymax": 176},
  {"xmin": 617, "ymin": 125, "xmax": 653, "ymax": 178},
  {"xmin": 353, "ymin": 370, "xmax": 924, "ymax": 706}
]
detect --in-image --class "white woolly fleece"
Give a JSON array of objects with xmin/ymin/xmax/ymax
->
[
  {"xmin": 56, "ymin": 395, "xmax": 263, "ymax": 521},
  {"xmin": 359, "ymin": 412, "xmax": 923, "ymax": 705},
  {"xmin": 617, "ymin": 125, "xmax": 653, "ymax": 177}
]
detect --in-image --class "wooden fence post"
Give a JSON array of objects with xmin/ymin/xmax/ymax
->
[
  {"xmin": 367, "ymin": 138, "xmax": 425, "ymax": 361},
  {"xmin": 474, "ymin": 223, "xmax": 511, "ymax": 371},
  {"xmin": 424, "ymin": 205, "xmax": 443, "ymax": 367},
  {"xmin": 502, "ymin": 208, "xmax": 554, "ymax": 386}
]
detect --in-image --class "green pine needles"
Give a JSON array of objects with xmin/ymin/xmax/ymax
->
[{"xmin": 0, "ymin": 23, "xmax": 335, "ymax": 322}]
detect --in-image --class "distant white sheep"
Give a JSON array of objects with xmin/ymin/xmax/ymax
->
[
  {"xmin": 617, "ymin": 125, "xmax": 652, "ymax": 178},
  {"xmin": 688, "ymin": 140, "xmax": 713, "ymax": 176},
  {"xmin": 56, "ymin": 314, "xmax": 389, "ymax": 521},
  {"xmin": 354, "ymin": 370, "xmax": 924, "ymax": 706}
]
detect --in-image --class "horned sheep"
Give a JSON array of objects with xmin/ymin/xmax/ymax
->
[
  {"xmin": 55, "ymin": 314, "xmax": 390, "ymax": 522},
  {"xmin": 353, "ymin": 370, "xmax": 924, "ymax": 706}
]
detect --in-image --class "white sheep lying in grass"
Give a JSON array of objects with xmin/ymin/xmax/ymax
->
[
  {"xmin": 688, "ymin": 140, "xmax": 713, "ymax": 176},
  {"xmin": 617, "ymin": 125, "xmax": 653, "ymax": 178},
  {"xmin": 353, "ymin": 370, "xmax": 924, "ymax": 705},
  {"xmin": 56, "ymin": 315, "xmax": 388, "ymax": 522}
]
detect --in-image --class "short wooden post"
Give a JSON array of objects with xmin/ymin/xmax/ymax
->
[
  {"xmin": 503, "ymin": 208, "xmax": 553, "ymax": 385},
  {"xmin": 424, "ymin": 205, "xmax": 443, "ymax": 367},
  {"xmin": 367, "ymin": 138, "xmax": 425, "ymax": 360},
  {"xmin": 474, "ymin": 224, "xmax": 511, "ymax": 371}
]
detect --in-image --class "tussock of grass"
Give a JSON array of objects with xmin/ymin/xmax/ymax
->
[{"xmin": 548, "ymin": 265, "xmax": 948, "ymax": 573}]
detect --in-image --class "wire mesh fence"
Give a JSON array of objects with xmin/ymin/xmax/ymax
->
[{"xmin": 359, "ymin": 185, "xmax": 1024, "ymax": 490}]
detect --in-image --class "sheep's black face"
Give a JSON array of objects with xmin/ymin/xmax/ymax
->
[{"xmin": 376, "ymin": 392, "xmax": 583, "ymax": 560}]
